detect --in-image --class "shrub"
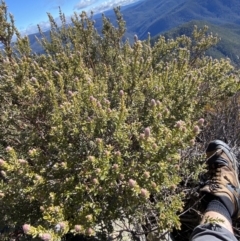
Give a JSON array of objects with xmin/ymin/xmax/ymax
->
[{"xmin": 0, "ymin": 2, "xmax": 239, "ymax": 241}]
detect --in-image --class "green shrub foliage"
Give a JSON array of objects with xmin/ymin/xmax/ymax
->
[{"xmin": 0, "ymin": 2, "xmax": 239, "ymax": 240}]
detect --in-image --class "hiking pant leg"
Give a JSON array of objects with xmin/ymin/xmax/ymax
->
[{"xmin": 190, "ymin": 224, "xmax": 237, "ymax": 241}]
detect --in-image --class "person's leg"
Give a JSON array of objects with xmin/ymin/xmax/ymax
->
[
  {"xmin": 200, "ymin": 211, "xmax": 232, "ymax": 232},
  {"xmin": 190, "ymin": 140, "xmax": 240, "ymax": 241}
]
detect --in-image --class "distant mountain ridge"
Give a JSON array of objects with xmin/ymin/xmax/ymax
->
[
  {"xmin": 17, "ymin": 0, "xmax": 240, "ymax": 65},
  {"xmin": 122, "ymin": 0, "xmax": 240, "ymax": 39}
]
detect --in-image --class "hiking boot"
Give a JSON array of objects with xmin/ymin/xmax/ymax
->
[{"xmin": 200, "ymin": 140, "xmax": 240, "ymax": 218}]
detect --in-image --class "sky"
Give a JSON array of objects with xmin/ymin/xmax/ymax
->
[{"xmin": 4, "ymin": 0, "xmax": 141, "ymax": 35}]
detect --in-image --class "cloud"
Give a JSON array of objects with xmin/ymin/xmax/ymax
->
[
  {"xmin": 19, "ymin": 21, "xmax": 51, "ymax": 37},
  {"xmin": 74, "ymin": 0, "xmax": 141, "ymax": 12},
  {"xmin": 74, "ymin": 0, "xmax": 98, "ymax": 10},
  {"xmin": 21, "ymin": 13, "xmax": 74, "ymax": 36},
  {"xmin": 19, "ymin": 11, "xmax": 71, "ymax": 36},
  {"xmin": 20, "ymin": 0, "xmax": 141, "ymax": 35},
  {"xmin": 90, "ymin": 0, "xmax": 140, "ymax": 13}
]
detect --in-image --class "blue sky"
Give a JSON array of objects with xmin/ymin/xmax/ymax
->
[{"xmin": 4, "ymin": 0, "xmax": 141, "ymax": 35}]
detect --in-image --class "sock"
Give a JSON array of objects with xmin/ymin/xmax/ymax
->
[{"xmin": 205, "ymin": 197, "xmax": 232, "ymax": 225}]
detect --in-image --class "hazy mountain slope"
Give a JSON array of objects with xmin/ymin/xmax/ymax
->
[
  {"xmin": 152, "ymin": 20, "xmax": 240, "ymax": 66},
  {"xmin": 22, "ymin": 0, "xmax": 240, "ymax": 63},
  {"xmin": 123, "ymin": 0, "xmax": 240, "ymax": 39},
  {"xmin": 122, "ymin": 0, "xmax": 186, "ymax": 38}
]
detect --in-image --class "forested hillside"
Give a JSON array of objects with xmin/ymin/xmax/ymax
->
[
  {"xmin": 122, "ymin": 0, "xmax": 240, "ymax": 39},
  {"xmin": 26, "ymin": 0, "xmax": 240, "ymax": 65},
  {"xmin": 151, "ymin": 20, "xmax": 240, "ymax": 66}
]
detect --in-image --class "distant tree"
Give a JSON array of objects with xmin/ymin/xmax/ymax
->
[{"xmin": 0, "ymin": 1, "xmax": 239, "ymax": 241}]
